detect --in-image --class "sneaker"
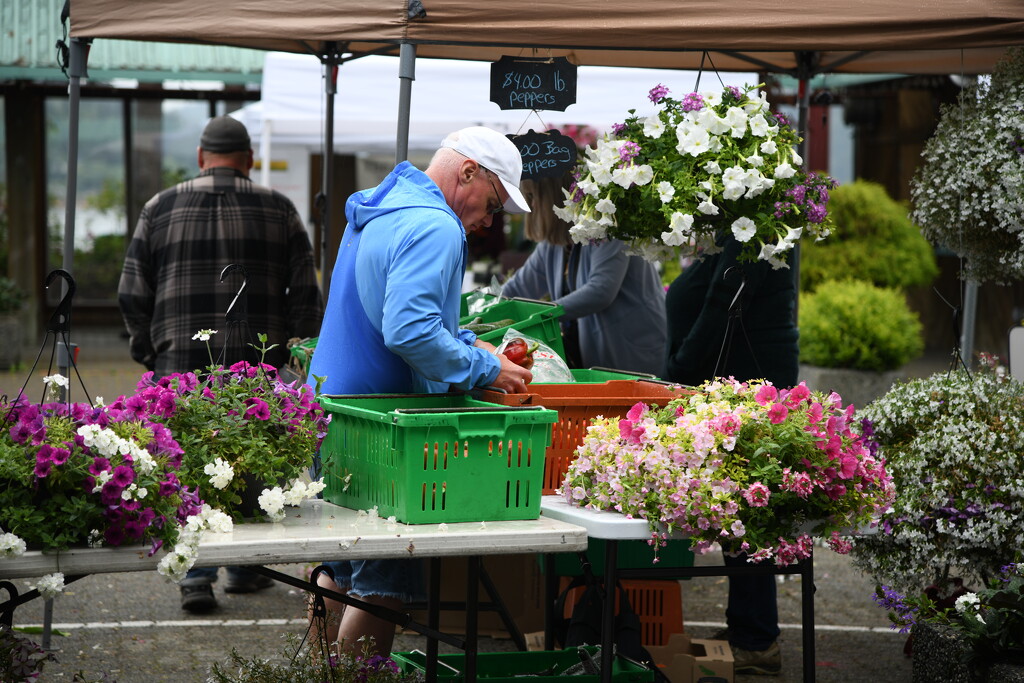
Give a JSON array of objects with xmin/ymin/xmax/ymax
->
[
  {"xmin": 180, "ymin": 583, "xmax": 217, "ymax": 613},
  {"xmin": 223, "ymin": 573, "xmax": 275, "ymax": 594},
  {"xmin": 731, "ymin": 640, "xmax": 782, "ymax": 676}
]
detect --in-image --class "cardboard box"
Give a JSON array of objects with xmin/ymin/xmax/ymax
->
[
  {"xmin": 402, "ymin": 553, "xmax": 545, "ymax": 638},
  {"xmin": 646, "ymin": 633, "xmax": 734, "ymax": 683}
]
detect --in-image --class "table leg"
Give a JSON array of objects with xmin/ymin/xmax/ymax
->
[
  {"xmin": 428, "ymin": 558, "xmax": 441, "ymax": 682},
  {"xmin": 601, "ymin": 539, "xmax": 619, "ymax": 683},
  {"xmin": 466, "ymin": 556, "xmax": 480, "ymax": 682},
  {"xmin": 543, "ymin": 554, "xmax": 557, "ymax": 650}
]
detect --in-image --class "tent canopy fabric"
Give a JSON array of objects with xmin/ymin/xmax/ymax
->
[
  {"xmin": 238, "ymin": 52, "xmax": 755, "ymax": 154},
  {"xmin": 71, "ymin": 0, "xmax": 1024, "ymax": 75}
]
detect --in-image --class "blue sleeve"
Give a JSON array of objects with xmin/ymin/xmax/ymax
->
[{"xmin": 380, "ymin": 214, "xmax": 500, "ymax": 390}]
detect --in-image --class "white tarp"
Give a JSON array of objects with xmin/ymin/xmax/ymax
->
[{"xmin": 237, "ymin": 51, "xmax": 756, "ymax": 155}]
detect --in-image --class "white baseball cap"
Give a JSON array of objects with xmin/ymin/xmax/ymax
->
[{"xmin": 442, "ymin": 126, "xmax": 531, "ymax": 214}]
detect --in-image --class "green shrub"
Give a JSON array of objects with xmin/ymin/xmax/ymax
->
[
  {"xmin": 799, "ymin": 279, "xmax": 923, "ymax": 371},
  {"xmin": 800, "ymin": 180, "xmax": 938, "ymax": 292}
]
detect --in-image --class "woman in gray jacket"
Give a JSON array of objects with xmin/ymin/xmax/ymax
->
[{"xmin": 500, "ymin": 175, "xmax": 667, "ymax": 376}]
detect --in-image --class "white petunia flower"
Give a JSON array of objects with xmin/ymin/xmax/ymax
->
[
  {"xmin": 33, "ymin": 572, "xmax": 65, "ymax": 600},
  {"xmin": 203, "ymin": 458, "xmax": 235, "ymax": 490},
  {"xmin": 642, "ymin": 115, "xmax": 665, "ymax": 138},
  {"xmin": 192, "ymin": 329, "xmax": 218, "ymax": 342},
  {"xmin": 656, "ymin": 182, "xmax": 676, "ymax": 203},
  {"xmin": 731, "ymin": 217, "xmax": 757, "ymax": 242},
  {"xmin": 0, "ymin": 532, "xmax": 27, "ymax": 557},
  {"xmin": 258, "ymin": 486, "xmax": 287, "ymax": 520},
  {"xmin": 704, "ymin": 160, "xmax": 722, "ymax": 175},
  {"xmin": 43, "ymin": 374, "xmax": 70, "ymax": 389},
  {"xmin": 748, "ymin": 114, "xmax": 770, "ymax": 137},
  {"xmin": 773, "ymin": 162, "xmax": 797, "ymax": 179},
  {"xmin": 697, "ymin": 199, "xmax": 720, "ymax": 216},
  {"xmin": 759, "ymin": 139, "xmax": 778, "ymax": 155},
  {"xmin": 595, "ymin": 198, "xmax": 617, "ymax": 214}
]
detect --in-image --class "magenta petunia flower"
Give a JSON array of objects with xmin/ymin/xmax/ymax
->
[
  {"xmin": 754, "ymin": 385, "xmax": 778, "ymax": 406},
  {"xmin": 681, "ymin": 92, "xmax": 705, "ymax": 112},
  {"xmin": 243, "ymin": 399, "xmax": 270, "ymax": 420},
  {"xmin": 767, "ymin": 403, "xmax": 789, "ymax": 424},
  {"xmin": 111, "ymin": 465, "xmax": 135, "ymax": 488}
]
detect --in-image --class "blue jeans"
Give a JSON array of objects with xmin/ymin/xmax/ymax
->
[
  {"xmin": 320, "ymin": 559, "xmax": 425, "ymax": 603},
  {"xmin": 724, "ymin": 552, "xmax": 780, "ymax": 651},
  {"xmin": 181, "ymin": 566, "xmax": 260, "ymax": 585}
]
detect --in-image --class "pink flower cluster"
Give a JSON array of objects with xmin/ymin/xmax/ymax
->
[{"xmin": 564, "ymin": 378, "xmax": 895, "ymax": 566}]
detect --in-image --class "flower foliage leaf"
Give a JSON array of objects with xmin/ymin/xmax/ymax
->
[
  {"xmin": 563, "ymin": 378, "xmax": 894, "ymax": 565},
  {"xmin": 557, "ymin": 83, "xmax": 837, "ymax": 266},
  {"xmin": 910, "ymin": 47, "xmax": 1024, "ymax": 284}
]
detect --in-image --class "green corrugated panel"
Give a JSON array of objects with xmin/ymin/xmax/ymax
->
[{"xmin": 1, "ymin": 0, "xmax": 264, "ymax": 84}]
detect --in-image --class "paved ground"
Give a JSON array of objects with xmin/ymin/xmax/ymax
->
[{"xmin": 1, "ymin": 334, "xmax": 938, "ymax": 682}]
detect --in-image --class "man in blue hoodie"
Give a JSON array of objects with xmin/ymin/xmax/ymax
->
[{"xmin": 307, "ymin": 126, "xmax": 533, "ymax": 655}]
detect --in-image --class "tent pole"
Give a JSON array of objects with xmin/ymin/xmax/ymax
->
[
  {"xmin": 791, "ymin": 51, "xmax": 817, "ymax": 328},
  {"xmin": 63, "ymin": 38, "xmax": 91, "ymax": 279},
  {"xmin": 396, "ymin": 43, "xmax": 416, "ymax": 165},
  {"xmin": 320, "ymin": 43, "xmax": 340, "ymax": 295}
]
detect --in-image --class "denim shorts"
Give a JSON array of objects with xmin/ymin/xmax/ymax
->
[{"xmin": 320, "ymin": 559, "xmax": 425, "ymax": 603}]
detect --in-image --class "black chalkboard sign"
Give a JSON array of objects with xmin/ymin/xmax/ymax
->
[
  {"xmin": 490, "ymin": 56, "xmax": 578, "ymax": 111},
  {"xmin": 512, "ymin": 129, "xmax": 578, "ymax": 180}
]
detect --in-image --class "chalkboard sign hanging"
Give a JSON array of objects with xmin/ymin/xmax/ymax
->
[
  {"xmin": 512, "ymin": 129, "xmax": 578, "ymax": 180},
  {"xmin": 490, "ymin": 56, "xmax": 578, "ymax": 111}
]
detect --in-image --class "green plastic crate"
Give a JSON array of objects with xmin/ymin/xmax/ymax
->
[
  {"xmin": 287, "ymin": 336, "xmax": 318, "ymax": 375},
  {"xmin": 391, "ymin": 647, "xmax": 654, "ymax": 682},
  {"xmin": 547, "ymin": 538, "xmax": 695, "ymax": 577},
  {"xmin": 319, "ymin": 394, "xmax": 557, "ymax": 524},
  {"xmin": 551, "ymin": 368, "xmax": 660, "ymax": 383},
  {"xmin": 460, "ymin": 296, "xmax": 567, "ymax": 361}
]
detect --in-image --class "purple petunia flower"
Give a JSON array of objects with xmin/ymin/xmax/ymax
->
[
  {"xmin": 619, "ymin": 141, "xmax": 641, "ymax": 164},
  {"xmin": 681, "ymin": 92, "xmax": 705, "ymax": 112},
  {"xmin": 648, "ymin": 83, "xmax": 670, "ymax": 103},
  {"xmin": 111, "ymin": 465, "xmax": 135, "ymax": 488},
  {"xmin": 611, "ymin": 122, "xmax": 628, "ymax": 137},
  {"xmin": 806, "ymin": 201, "xmax": 828, "ymax": 224}
]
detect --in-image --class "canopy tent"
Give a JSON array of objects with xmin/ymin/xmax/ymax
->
[
  {"xmin": 71, "ymin": 0, "xmax": 1024, "ymax": 76},
  {"xmin": 62, "ymin": 0, "xmax": 1024, "ymax": 366}
]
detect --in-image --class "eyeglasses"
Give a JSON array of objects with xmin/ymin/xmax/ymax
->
[{"xmin": 481, "ymin": 169, "xmax": 505, "ymax": 216}]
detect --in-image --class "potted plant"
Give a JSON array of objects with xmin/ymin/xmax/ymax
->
[
  {"xmin": 0, "ymin": 374, "xmax": 224, "ymax": 586},
  {"xmin": 0, "ymin": 276, "xmax": 27, "ymax": 371},
  {"xmin": 853, "ymin": 355, "xmax": 1024, "ymax": 679},
  {"xmin": 555, "ymin": 82, "xmax": 836, "ymax": 265},
  {"xmin": 208, "ymin": 634, "xmax": 422, "ymax": 683},
  {"xmin": 562, "ymin": 378, "xmax": 894, "ymax": 564},
  {"xmin": 873, "ymin": 564, "xmax": 1024, "ymax": 682},
  {"xmin": 798, "ymin": 278, "xmax": 925, "ymax": 408},
  {"xmin": 126, "ymin": 331, "xmax": 330, "ymax": 522},
  {"xmin": 910, "ymin": 47, "xmax": 1024, "ymax": 284}
]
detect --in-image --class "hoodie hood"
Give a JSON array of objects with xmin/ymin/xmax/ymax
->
[{"xmin": 345, "ymin": 161, "xmax": 458, "ymax": 233}]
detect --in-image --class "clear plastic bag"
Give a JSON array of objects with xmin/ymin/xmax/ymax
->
[{"xmin": 497, "ymin": 327, "xmax": 575, "ymax": 383}]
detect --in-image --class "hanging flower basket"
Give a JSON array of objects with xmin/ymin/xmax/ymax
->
[
  {"xmin": 910, "ymin": 47, "xmax": 1024, "ymax": 284},
  {"xmin": 556, "ymin": 83, "xmax": 837, "ymax": 267}
]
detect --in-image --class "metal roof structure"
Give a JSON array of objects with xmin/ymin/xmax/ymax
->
[{"xmin": 1, "ymin": 0, "xmax": 263, "ymax": 85}]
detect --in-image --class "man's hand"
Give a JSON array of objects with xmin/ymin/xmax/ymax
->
[{"xmin": 492, "ymin": 353, "xmax": 532, "ymax": 394}]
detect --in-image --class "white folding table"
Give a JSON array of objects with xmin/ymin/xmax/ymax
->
[
  {"xmin": 540, "ymin": 495, "xmax": 818, "ymax": 683},
  {"xmin": 0, "ymin": 499, "xmax": 588, "ymax": 681}
]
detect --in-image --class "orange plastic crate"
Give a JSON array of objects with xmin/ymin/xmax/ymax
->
[
  {"xmin": 478, "ymin": 380, "xmax": 691, "ymax": 494},
  {"xmin": 560, "ymin": 576, "xmax": 685, "ymax": 647}
]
